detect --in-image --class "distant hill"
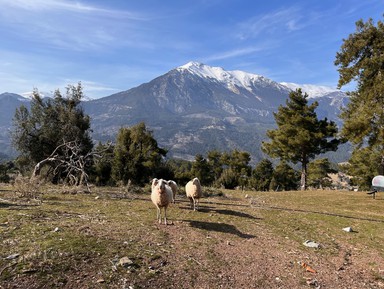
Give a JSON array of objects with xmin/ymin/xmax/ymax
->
[
  {"xmin": 0, "ymin": 93, "xmax": 30, "ymax": 160},
  {"xmin": 83, "ymin": 62, "xmax": 349, "ymax": 163},
  {"xmin": 0, "ymin": 62, "xmax": 350, "ymax": 163}
]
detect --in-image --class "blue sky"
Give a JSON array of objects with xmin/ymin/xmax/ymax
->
[{"xmin": 0, "ymin": 0, "xmax": 382, "ymax": 99}]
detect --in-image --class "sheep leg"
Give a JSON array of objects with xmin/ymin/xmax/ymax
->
[
  {"xmin": 157, "ymin": 207, "xmax": 161, "ymax": 224},
  {"xmin": 189, "ymin": 197, "xmax": 194, "ymax": 209},
  {"xmin": 164, "ymin": 207, "xmax": 168, "ymax": 225}
]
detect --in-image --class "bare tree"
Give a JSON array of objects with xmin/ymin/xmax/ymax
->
[{"xmin": 32, "ymin": 140, "xmax": 111, "ymax": 191}]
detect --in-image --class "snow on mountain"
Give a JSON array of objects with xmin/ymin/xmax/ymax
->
[
  {"xmin": 0, "ymin": 61, "xmax": 350, "ymax": 161},
  {"xmin": 280, "ymin": 82, "xmax": 340, "ymax": 98},
  {"xmin": 177, "ymin": 61, "xmax": 287, "ymax": 95}
]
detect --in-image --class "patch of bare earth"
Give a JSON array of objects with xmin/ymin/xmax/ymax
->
[{"xmin": 132, "ymin": 199, "xmax": 384, "ymax": 289}]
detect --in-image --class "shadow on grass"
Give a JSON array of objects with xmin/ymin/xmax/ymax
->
[
  {"xmin": 185, "ymin": 220, "xmax": 255, "ymax": 239},
  {"xmin": 0, "ymin": 202, "xmax": 30, "ymax": 209},
  {"xmin": 213, "ymin": 209, "xmax": 262, "ymax": 220},
  {"xmin": 256, "ymin": 205, "xmax": 384, "ymax": 223}
]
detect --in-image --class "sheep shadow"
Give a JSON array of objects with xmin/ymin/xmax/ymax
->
[
  {"xmin": 178, "ymin": 202, "xmax": 261, "ymax": 220},
  {"xmin": 212, "ymin": 209, "xmax": 262, "ymax": 220},
  {"xmin": 0, "ymin": 199, "xmax": 31, "ymax": 209},
  {"xmin": 185, "ymin": 220, "xmax": 255, "ymax": 239},
  {"xmin": 257, "ymin": 205, "xmax": 384, "ymax": 224}
]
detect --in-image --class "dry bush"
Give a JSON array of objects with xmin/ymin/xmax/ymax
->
[
  {"xmin": 116, "ymin": 180, "xmax": 145, "ymax": 199},
  {"xmin": 13, "ymin": 175, "xmax": 44, "ymax": 202}
]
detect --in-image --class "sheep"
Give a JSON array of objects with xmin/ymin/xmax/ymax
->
[
  {"xmin": 167, "ymin": 180, "xmax": 178, "ymax": 203},
  {"xmin": 151, "ymin": 178, "xmax": 173, "ymax": 225},
  {"xmin": 185, "ymin": 177, "xmax": 202, "ymax": 211}
]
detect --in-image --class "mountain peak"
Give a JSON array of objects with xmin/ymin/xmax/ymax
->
[
  {"xmin": 176, "ymin": 61, "xmax": 278, "ymax": 94},
  {"xmin": 280, "ymin": 82, "xmax": 340, "ymax": 98}
]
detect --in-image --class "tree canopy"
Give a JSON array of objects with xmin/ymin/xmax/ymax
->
[
  {"xmin": 112, "ymin": 122, "xmax": 167, "ymax": 185},
  {"xmin": 262, "ymin": 89, "xmax": 339, "ymax": 190},
  {"xmin": 11, "ymin": 83, "xmax": 93, "ymax": 181},
  {"xmin": 335, "ymin": 17, "xmax": 384, "ymax": 176}
]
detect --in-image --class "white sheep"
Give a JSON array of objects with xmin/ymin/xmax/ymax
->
[
  {"xmin": 151, "ymin": 178, "xmax": 173, "ymax": 225},
  {"xmin": 167, "ymin": 180, "xmax": 178, "ymax": 203},
  {"xmin": 185, "ymin": 177, "xmax": 202, "ymax": 211}
]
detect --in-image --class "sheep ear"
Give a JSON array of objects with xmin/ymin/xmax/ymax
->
[{"xmin": 152, "ymin": 178, "xmax": 159, "ymax": 186}]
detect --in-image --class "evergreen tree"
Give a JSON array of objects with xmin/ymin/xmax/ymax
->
[
  {"xmin": 112, "ymin": 122, "xmax": 166, "ymax": 185},
  {"xmin": 340, "ymin": 147, "xmax": 381, "ymax": 190},
  {"xmin": 307, "ymin": 158, "xmax": 335, "ymax": 189},
  {"xmin": 191, "ymin": 154, "xmax": 213, "ymax": 186},
  {"xmin": 262, "ymin": 89, "xmax": 339, "ymax": 190},
  {"xmin": 335, "ymin": 17, "xmax": 384, "ymax": 177},
  {"xmin": 90, "ymin": 142, "xmax": 115, "ymax": 186},
  {"xmin": 269, "ymin": 161, "xmax": 299, "ymax": 191},
  {"xmin": 251, "ymin": 159, "xmax": 274, "ymax": 191},
  {"xmin": 11, "ymin": 83, "xmax": 93, "ymax": 180},
  {"xmin": 166, "ymin": 158, "xmax": 192, "ymax": 185},
  {"xmin": 207, "ymin": 150, "xmax": 223, "ymax": 182},
  {"xmin": 0, "ymin": 161, "xmax": 14, "ymax": 183}
]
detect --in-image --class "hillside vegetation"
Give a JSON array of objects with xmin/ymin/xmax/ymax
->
[{"xmin": 1, "ymin": 184, "xmax": 383, "ymax": 288}]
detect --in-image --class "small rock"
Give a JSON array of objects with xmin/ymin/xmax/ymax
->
[
  {"xmin": 303, "ymin": 240, "xmax": 320, "ymax": 248},
  {"xmin": 118, "ymin": 257, "xmax": 134, "ymax": 267},
  {"xmin": 5, "ymin": 253, "xmax": 20, "ymax": 260},
  {"xmin": 96, "ymin": 278, "xmax": 105, "ymax": 283},
  {"xmin": 342, "ymin": 227, "xmax": 353, "ymax": 232},
  {"xmin": 53, "ymin": 227, "xmax": 60, "ymax": 232},
  {"xmin": 306, "ymin": 278, "xmax": 319, "ymax": 287}
]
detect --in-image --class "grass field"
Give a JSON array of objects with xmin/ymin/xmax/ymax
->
[{"xmin": 1, "ymin": 183, "xmax": 384, "ymax": 288}]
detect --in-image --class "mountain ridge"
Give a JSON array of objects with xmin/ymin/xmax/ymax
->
[{"xmin": 0, "ymin": 62, "xmax": 349, "ymax": 163}]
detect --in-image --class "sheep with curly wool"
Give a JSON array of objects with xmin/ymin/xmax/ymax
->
[
  {"xmin": 151, "ymin": 178, "xmax": 173, "ymax": 225},
  {"xmin": 185, "ymin": 177, "xmax": 202, "ymax": 211},
  {"xmin": 167, "ymin": 180, "xmax": 178, "ymax": 203}
]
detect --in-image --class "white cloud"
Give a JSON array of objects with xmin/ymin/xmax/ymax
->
[
  {"xmin": 204, "ymin": 43, "xmax": 275, "ymax": 62},
  {"xmin": 236, "ymin": 7, "xmax": 303, "ymax": 40},
  {"xmin": 0, "ymin": 0, "xmax": 152, "ymax": 51}
]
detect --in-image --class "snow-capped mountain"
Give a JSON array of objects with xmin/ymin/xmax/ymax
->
[
  {"xmin": 0, "ymin": 62, "xmax": 350, "ymax": 162},
  {"xmin": 280, "ymin": 82, "xmax": 339, "ymax": 98},
  {"xmin": 82, "ymin": 62, "xmax": 348, "ymax": 162},
  {"xmin": 178, "ymin": 61, "xmax": 289, "ymax": 97}
]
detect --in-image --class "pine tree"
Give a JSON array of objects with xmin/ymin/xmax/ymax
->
[
  {"xmin": 341, "ymin": 147, "xmax": 381, "ymax": 190},
  {"xmin": 335, "ymin": 17, "xmax": 384, "ymax": 176},
  {"xmin": 269, "ymin": 161, "xmax": 299, "ymax": 191},
  {"xmin": 251, "ymin": 159, "xmax": 274, "ymax": 191},
  {"xmin": 307, "ymin": 158, "xmax": 335, "ymax": 189},
  {"xmin": 112, "ymin": 122, "xmax": 167, "ymax": 185},
  {"xmin": 262, "ymin": 89, "xmax": 339, "ymax": 190},
  {"xmin": 191, "ymin": 154, "xmax": 213, "ymax": 185}
]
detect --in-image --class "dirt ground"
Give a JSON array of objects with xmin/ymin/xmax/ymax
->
[
  {"xmin": 1, "ymin": 189, "xmax": 384, "ymax": 289},
  {"xmin": 141, "ymin": 215, "xmax": 383, "ymax": 289}
]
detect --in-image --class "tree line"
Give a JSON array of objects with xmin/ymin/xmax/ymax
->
[{"xmin": 2, "ymin": 16, "xmax": 384, "ymax": 191}]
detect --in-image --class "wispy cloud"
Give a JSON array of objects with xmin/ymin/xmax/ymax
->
[
  {"xmin": 0, "ymin": 0, "xmax": 152, "ymax": 51},
  {"xmin": 235, "ymin": 7, "xmax": 304, "ymax": 40},
  {"xmin": 204, "ymin": 44, "xmax": 274, "ymax": 62},
  {"xmin": 0, "ymin": 0, "xmax": 146, "ymax": 19}
]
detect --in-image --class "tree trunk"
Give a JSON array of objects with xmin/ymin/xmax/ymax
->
[
  {"xmin": 300, "ymin": 161, "xmax": 307, "ymax": 191},
  {"xmin": 380, "ymin": 155, "xmax": 384, "ymax": 176}
]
